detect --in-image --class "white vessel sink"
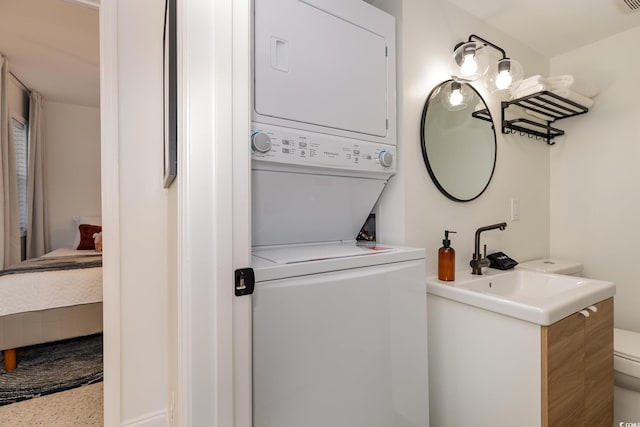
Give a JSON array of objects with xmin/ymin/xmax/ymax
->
[{"xmin": 426, "ymin": 269, "xmax": 615, "ymax": 325}]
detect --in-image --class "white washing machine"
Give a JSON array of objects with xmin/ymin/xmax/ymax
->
[
  {"xmin": 251, "ymin": 1, "xmax": 428, "ymax": 425},
  {"xmin": 252, "ymin": 243, "xmax": 428, "ymax": 427},
  {"xmin": 250, "ymin": 124, "xmax": 429, "ymax": 427}
]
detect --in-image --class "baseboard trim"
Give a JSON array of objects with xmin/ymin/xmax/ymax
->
[{"xmin": 122, "ymin": 409, "xmax": 167, "ymax": 427}]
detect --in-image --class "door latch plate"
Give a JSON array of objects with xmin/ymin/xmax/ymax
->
[{"xmin": 235, "ymin": 268, "xmax": 255, "ymax": 296}]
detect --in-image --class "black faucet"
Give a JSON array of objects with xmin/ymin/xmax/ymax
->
[{"xmin": 469, "ymin": 222, "xmax": 507, "ymax": 275}]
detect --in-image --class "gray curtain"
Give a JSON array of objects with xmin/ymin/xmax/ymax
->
[
  {"xmin": 26, "ymin": 91, "xmax": 47, "ymax": 258},
  {"xmin": 0, "ymin": 54, "xmax": 21, "ymax": 268}
]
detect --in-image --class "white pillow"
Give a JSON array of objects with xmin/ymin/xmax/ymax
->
[{"xmin": 72, "ymin": 216, "xmax": 102, "ymax": 248}]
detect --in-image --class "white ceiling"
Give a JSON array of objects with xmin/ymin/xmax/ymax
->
[
  {"xmin": 2, "ymin": 0, "xmax": 639, "ymax": 109},
  {"xmin": 0, "ymin": 0, "xmax": 99, "ymax": 107},
  {"xmin": 444, "ymin": 0, "xmax": 640, "ymax": 57}
]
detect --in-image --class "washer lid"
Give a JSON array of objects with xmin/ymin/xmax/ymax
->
[
  {"xmin": 517, "ymin": 259, "xmax": 583, "ymax": 275},
  {"xmin": 253, "ymin": 243, "xmax": 393, "ymax": 264},
  {"xmin": 615, "ymin": 328, "xmax": 640, "ymax": 363}
]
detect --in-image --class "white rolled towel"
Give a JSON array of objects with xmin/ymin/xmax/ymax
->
[
  {"xmin": 543, "ymin": 75, "xmax": 599, "ymax": 98},
  {"xmin": 513, "ymin": 75, "xmax": 543, "ymax": 92},
  {"xmin": 511, "ymin": 83, "xmax": 549, "ymax": 99}
]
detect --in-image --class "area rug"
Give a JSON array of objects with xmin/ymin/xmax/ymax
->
[{"xmin": 0, "ymin": 334, "xmax": 103, "ymax": 406}]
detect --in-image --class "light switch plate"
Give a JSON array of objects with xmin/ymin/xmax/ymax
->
[{"xmin": 511, "ymin": 198, "xmax": 521, "ymax": 221}]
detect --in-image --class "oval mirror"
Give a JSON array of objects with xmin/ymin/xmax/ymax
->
[{"xmin": 420, "ymin": 80, "xmax": 496, "ymax": 202}]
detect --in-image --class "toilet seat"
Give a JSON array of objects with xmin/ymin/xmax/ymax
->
[{"xmin": 614, "ymin": 328, "xmax": 640, "ymax": 380}]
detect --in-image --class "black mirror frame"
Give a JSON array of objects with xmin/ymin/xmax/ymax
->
[{"xmin": 419, "ymin": 79, "xmax": 497, "ymax": 202}]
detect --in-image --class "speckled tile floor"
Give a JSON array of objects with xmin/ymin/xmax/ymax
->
[{"xmin": 0, "ymin": 382, "xmax": 102, "ymax": 426}]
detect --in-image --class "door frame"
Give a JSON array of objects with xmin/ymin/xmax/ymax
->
[
  {"xmin": 177, "ymin": 0, "xmax": 252, "ymax": 425},
  {"xmin": 99, "ymin": 1, "xmax": 252, "ymax": 424},
  {"xmin": 98, "ymin": 0, "xmax": 120, "ymax": 425}
]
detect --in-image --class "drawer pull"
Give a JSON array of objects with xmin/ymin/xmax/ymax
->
[{"xmin": 579, "ymin": 310, "xmax": 590, "ymax": 317}]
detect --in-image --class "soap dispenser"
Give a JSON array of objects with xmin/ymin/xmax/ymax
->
[{"xmin": 438, "ymin": 230, "xmax": 456, "ymax": 281}]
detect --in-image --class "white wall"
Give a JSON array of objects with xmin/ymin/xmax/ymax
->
[
  {"xmin": 117, "ymin": 0, "xmax": 169, "ymax": 423},
  {"xmin": 550, "ymin": 27, "xmax": 640, "ymax": 332},
  {"xmin": 115, "ymin": 0, "xmax": 640, "ymax": 423},
  {"xmin": 377, "ymin": 0, "xmax": 551, "ymax": 276},
  {"xmin": 44, "ymin": 101, "xmax": 101, "ymax": 250}
]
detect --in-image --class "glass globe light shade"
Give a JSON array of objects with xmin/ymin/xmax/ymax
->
[
  {"xmin": 449, "ymin": 42, "xmax": 489, "ymax": 82},
  {"xmin": 484, "ymin": 58, "xmax": 524, "ymax": 94},
  {"xmin": 441, "ymin": 81, "xmax": 472, "ymax": 111}
]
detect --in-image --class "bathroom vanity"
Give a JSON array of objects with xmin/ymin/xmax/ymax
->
[
  {"xmin": 542, "ymin": 298, "xmax": 613, "ymax": 426},
  {"xmin": 426, "ymin": 269, "xmax": 615, "ymax": 427}
]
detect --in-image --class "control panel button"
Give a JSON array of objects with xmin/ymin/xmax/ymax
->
[
  {"xmin": 251, "ymin": 125, "xmax": 396, "ymax": 174},
  {"xmin": 251, "ymin": 132, "xmax": 272, "ymax": 153},
  {"xmin": 378, "ymin": 150, "xmax": 393, "ymax": 167}
]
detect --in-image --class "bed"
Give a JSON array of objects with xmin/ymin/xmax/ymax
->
[{"xmin": 0, "ymin": 246, "xmax": 103, "ymax": 371}]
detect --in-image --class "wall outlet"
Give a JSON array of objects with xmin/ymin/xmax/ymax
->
[{"xmin": 511, "ymin": 198, "xmax": 521, "ymax": 221}]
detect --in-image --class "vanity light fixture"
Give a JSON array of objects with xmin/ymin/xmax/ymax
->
[
  {"xmin": 450, "ymin": 34, "xmax": 523, "ymax": 94},
  {"xmin": 450, "ymin": 40, "xmax": 489, "ymax": 82},
  {"xmin": 441, "ymin": 80, "xmax": 472, "ymax": 111}
]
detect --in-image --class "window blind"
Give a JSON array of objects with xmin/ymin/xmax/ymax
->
[{"xmin": 11, "ymin": 118, "xmax": 28, "ymax": 237}]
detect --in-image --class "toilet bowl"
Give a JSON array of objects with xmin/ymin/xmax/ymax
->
[
  {"xmin": 614, "ymin": 327, "xmax": 640, "ymax": 424},
  {"xmin": 518, "ymin": 258, "xmax": 640, "ymax": 424}
]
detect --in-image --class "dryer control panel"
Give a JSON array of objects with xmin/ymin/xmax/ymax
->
[{"xmin": 251, "ymin": 124, "xmax": 396, "ymax": 174}]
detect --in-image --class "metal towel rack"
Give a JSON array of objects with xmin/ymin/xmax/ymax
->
[{"xmin": 500, "ymin": 91, "xmax": 589, "ymax": 145}]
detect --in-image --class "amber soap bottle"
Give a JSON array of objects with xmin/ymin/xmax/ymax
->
[{"xmin": 438, "ymin": 230, "xmax": 456, "ymax": 281}]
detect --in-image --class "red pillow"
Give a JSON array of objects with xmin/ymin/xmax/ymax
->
[{"xmin": 77, "ymin": 224, "xmax": 102, "ymax": 250}]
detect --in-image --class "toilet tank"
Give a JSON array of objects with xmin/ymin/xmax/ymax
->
[{"xmin": 517, "ymin": 259, "xmax": 583, "ymax": 276}]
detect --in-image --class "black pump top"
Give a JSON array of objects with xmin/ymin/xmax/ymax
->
[{"xmin": 442, "ymin": 230, "xmax": 457, "ymax": 248}]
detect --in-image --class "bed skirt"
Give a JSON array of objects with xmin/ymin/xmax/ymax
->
[{"xmin": 0, "ymin": 303, "xmax": 103, "ymax": 351}]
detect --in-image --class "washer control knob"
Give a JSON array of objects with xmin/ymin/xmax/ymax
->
[
  {"xmin": 251, "ymin": 132, "xmax": 272, "ymax": 153},
  {"xmin": 378, "ymin": 150, "xmax": 393, "ymax": 167}
]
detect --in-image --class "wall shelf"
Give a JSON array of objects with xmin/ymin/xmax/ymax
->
[{"xmin": 501, "ymin": 91, "xmax": 589, "ymax": 145}]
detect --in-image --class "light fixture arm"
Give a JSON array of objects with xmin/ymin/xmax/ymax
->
[
  {"xmin": 457, "ymin": 34, "xmax": 507, "ymax": 60},
  {"xmin": 449, "ymin": 34, "xmax": 524, "ymax": 91}
]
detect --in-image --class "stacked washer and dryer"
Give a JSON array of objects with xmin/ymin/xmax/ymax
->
[
  {"xmin": 250, "ymin": 1, "xmax": 429, "ymax": 426},
  {"xmin": 519, "ymin": 259, "xmax": 640, "ymax": 424}
]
